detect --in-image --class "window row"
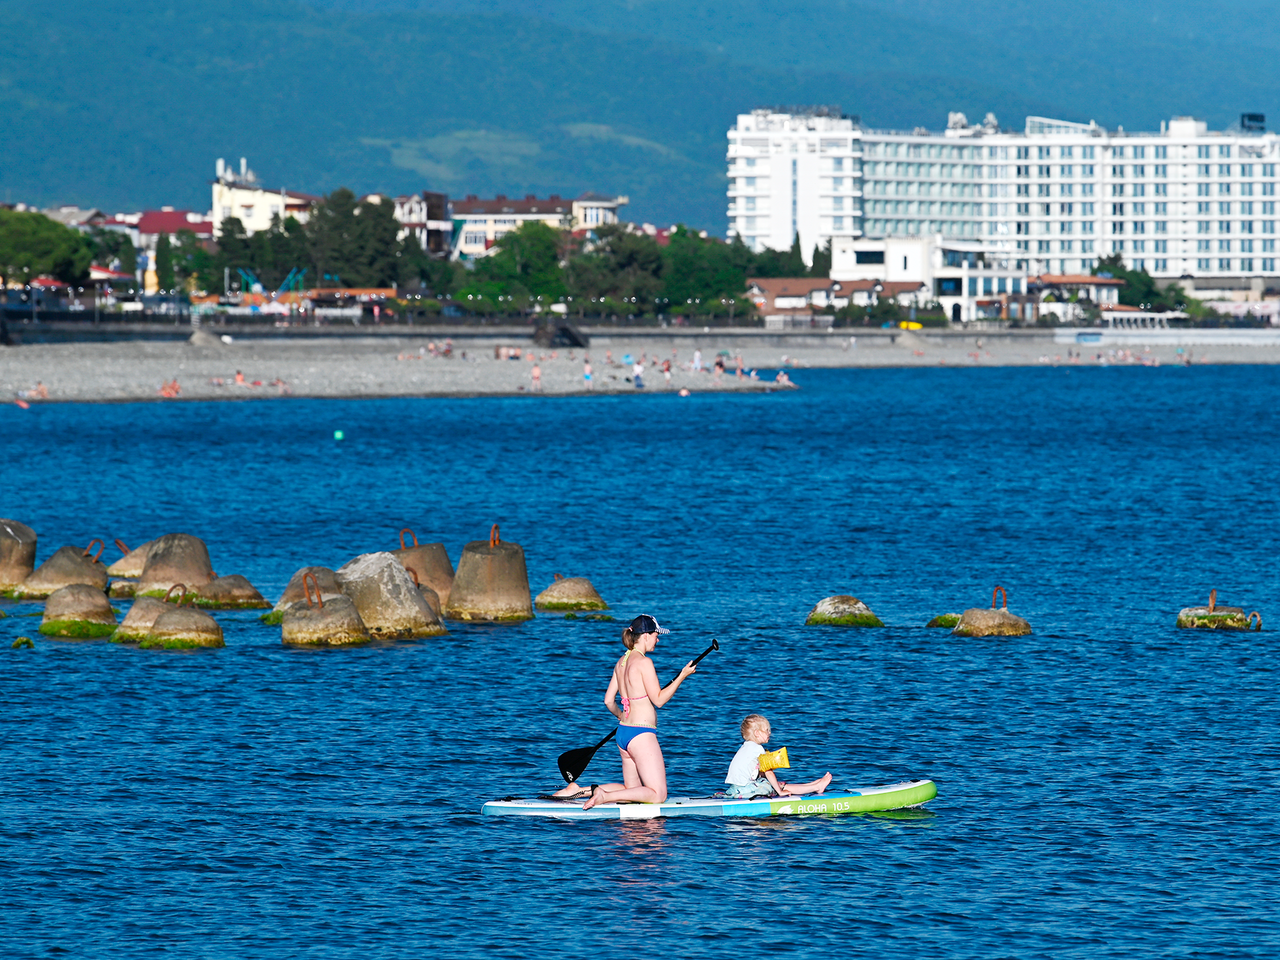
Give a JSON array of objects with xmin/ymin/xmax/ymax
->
[
  {"xmin": 1194, "ymin": 239, "xmax": 1276, "ymax": 252},
  {"xmin": 1015, "ymin": 240, "xmax": 1097, "ymax": 253},
  {"xmin": 865, "ymin": 200, "xmax": 982, "ymax": 216},
  {"xmin": 863, "ymin": 219, "xmax": 982, "ymax": 237}
]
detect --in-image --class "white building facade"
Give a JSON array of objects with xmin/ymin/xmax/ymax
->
[
  {"xmin": 727, "ymin": 110, "xmax": 1280, "ymax": 283},
  {"xmin": 212, "ymin": 158, "xmax": 318, "ymax": 237}
]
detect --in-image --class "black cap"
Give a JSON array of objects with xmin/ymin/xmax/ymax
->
[{"xmin": 629, "ymin": 614, "xmax": 669, "ymax": 635}]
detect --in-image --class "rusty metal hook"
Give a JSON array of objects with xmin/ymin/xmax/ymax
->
[
  {"xmin": 991, "ymin": 585, "xmax": 1007, "ymax": 610},
  {"xmin": 1208, "ymin": 588, "xmax": 1217, "ymax": 613},
  {"xmin": 399, "ymin": 528, "xmax": 418, "ymax": 550},
  {"xmin": 83, "ymin": 539, "xmax": 105, "ymax": 562},
  {"xmin": 114, "ymin": 538, "xmax": 130, "ymax": 557},
  {"xmin": 554, "ymin": 572, "xmax": 563, "ymax": 581},
  {"xmin": 408, "ymin": 568, "xmax": 420, "ymax": 588},
  {"xmin": 163, "ymin": 583, "xmax": 189, "ymax": 607},
  {"xmin": 490, "ymin": 524, "xmax": 500, "ymax": 548},
  {"xmin": 1248, "ymin": 611, "xmax": 1262, "ymax": 631},
  {"xmin": 302, "ymin": 571, "xmax": 323, "ymax": 609}
]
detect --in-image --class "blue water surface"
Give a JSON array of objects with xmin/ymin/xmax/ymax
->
[{"xmin": 1, "ymin": 366, "xmax": 1277, "ymax": 958}]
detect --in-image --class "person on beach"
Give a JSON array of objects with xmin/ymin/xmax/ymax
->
[
  {"xmin": 725, "ymin": 714, "xmax": 832, "ymax": 799},
  {"xmin": 580, "ymin": 615, "xmax": 698, "ymax": 810},
  {"xmin": 632, "ymin": 359, "xmax": 645, "ymax": 389},
  {"xmin": 662, "ymin": 358, "xmax": 672, "ymax": 388},
  {"xmin": 584, "ymin": 359, "xmax": 593, "ymax": 391},
  {"xmin": 531, "ymin": 363, "xmax": 542, "ymax": 392}
]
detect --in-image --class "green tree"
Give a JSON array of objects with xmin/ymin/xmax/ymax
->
[
  {"xmin": 660, "ymin": 227, "xmax": 754, "ymax": 305},
  {"xmin": 0, "ymin": 209, "xmax": 94, "ymax": 284},
  {"xmin": 85, "ymin": 226, "xmax": 137, "ymax": 275},
  {"xmin": 155, "ymin": 233, "xmax": 174, "ymax": 289},
  {"xmin": 349, "ymin": 196, "xmax": 406, "ymax": 287},
  {"xmin": 172, "ymin": 230, "xmax": 213, "ymax": 292},
  {"xmin": 471, "ymin": 220, "xmax": 568, "ymax": 298},
  {"xmin": 566, "ymin": 224, "xmax": 664, "ymax": 301},
  {"xmin": 306, "ymin": 188, "xmax": 360, "ymax": 288},
  {"xmin": 1093, "ymin": 253, "xmax": 1186, "ymax": 311},
  {"xmin": 809, "ymin": 239, "xmax": 831, "ymax": 278},
  {"xmin": 751, "ymin": 233, "xmax": 806, "ymax": 277}
]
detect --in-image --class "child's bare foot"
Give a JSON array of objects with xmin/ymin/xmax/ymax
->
[
  {"xmin": 815, "ymin": 773, "xmax": 832, "ymax": 794},
  {"xmin": 582, "ymin": 786, "xmax": 608, "ymax": 810}
]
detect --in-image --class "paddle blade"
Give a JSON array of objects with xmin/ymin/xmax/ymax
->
[{"xmin": 557, "ymin": 745, "xmax": 596, "ymax": 784}]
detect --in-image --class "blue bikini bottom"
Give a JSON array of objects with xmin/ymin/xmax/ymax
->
[{"xmin": 616, "ymin": 725, "xmax": 658, "ymax": 751}]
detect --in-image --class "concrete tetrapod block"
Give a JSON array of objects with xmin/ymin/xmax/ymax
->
[
  {"xmin": 419, "ymin": 585, "xmax": 442, "ymax": 618},
  {"xmin": 113, "ymin": 596, "xmax": 171, "ymax": 643},
  {"xmin": 391, "ymin": 531, "xmax": 455, "ymax": 609},
  {"xmin": 136, "ymin": 533, "xmax": 216, "ymax": 597},
  {"xmin": 39, "ymin": 583, "xmax": 117, "ymax": 638},
  {"xmin": 106, "ymin": 539, "xmax": 154, "ymax": 579},
  {"xmin": 274, "ymin": 566, "xmax": 344, "ymax": 613},
  {"xmin": 535, "ymin": 576, "xmax": 608, "ymax": 611},
  {"xmin": 141, "ymin": 607, "xmax": 225, "ymax": 650},
  {"xmin": 0, "ymin": 518, "xmax": 38, "ymax": 591},
  {"xmin": 281, "ymin": 595, "xmax": 371, "ymax": 646},
  {"xmin": 1176, "ymin": 591, "xmax": 1260, "ymax": 631},
  {"xmin": 14, "ymin": 544, "xmax": 109, "ymax": 599},
  {"xmin": 952, "ymin": 587, "xmax": 1032, "ymax": 637},
  {"xmin": 804, "ymin": 595, "xmax": 884, "ymax": 627},
  {"xmin": 444, "ymin": 529, "xmax": 533, "ymax": 622},
  {"xmin": 191, "ymin": 574, "xmax": 270, "ymax": 609},
  {"xmin": 336, "ymin": 551, "xmax": 447, "ymax": 638}
]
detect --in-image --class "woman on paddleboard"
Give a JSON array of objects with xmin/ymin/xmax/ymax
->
[{"xmin": 581, "ymin": 615, "xmax": 697, "ymax": 810}]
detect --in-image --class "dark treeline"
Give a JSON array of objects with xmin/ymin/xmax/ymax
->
[
  {"xmin": 441, "ymin": 222, "xmax": 833, "ymax": 319},
  {"xmin": 0, "ymin": 208, "xmax": 135, "ymax": 287},
  {"xmin": 2, "ymin": 189, "xmax": 835, "ymax": 318}
]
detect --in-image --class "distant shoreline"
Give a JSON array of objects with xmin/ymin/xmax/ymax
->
[{"xmin": 3, "ymin": 329, "xmax": 1277, "ymax": 405}]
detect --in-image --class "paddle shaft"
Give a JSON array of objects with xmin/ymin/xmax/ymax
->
[{"xmin": 557, "ymin": 639, "xmax": 719, "ymax": 783}]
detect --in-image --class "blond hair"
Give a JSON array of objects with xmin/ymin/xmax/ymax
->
[{"xmin": 740, "ymin": 714, "xmax": 770, "ymax": 739}]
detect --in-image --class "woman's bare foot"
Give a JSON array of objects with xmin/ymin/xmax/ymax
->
[
  {"xmin": 552, "ymin": 781, "xmax": 589, "ymax": 799},
  {"xmin": 582, "ymin": 786, "xmax": 609, "ymax": 810},
  {"xmin": 814, "ymin": 772, "xmax": 832, "ymax": 794}
]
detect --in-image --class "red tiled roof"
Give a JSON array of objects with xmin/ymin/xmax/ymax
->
[
  {"xmin": 137, "ymin": 210, "xmax": 213, "ymax": 236},
  {"xmin": 880, "ymin": 280, "xmax": 927, "ymax": 296},
  {"xmin": 453, "ymin": 194, "xmax": 571, "ymax": 216},
  {"xmin": 746, "ymin": 277, "xmax": 840, "ymax": 297},
  {"xmin": 1034, "ymin": 273, "xmax": 1124, "ymax": 285}
]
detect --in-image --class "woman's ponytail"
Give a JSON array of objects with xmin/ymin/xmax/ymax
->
[{"xmin": 621, "ymin": 626, "xmax": 638, "ymax": 650}]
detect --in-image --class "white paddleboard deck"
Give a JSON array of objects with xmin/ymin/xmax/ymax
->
[{"xmin": 482, "ymin": 778, "xmax": 937, "ymax": 820}]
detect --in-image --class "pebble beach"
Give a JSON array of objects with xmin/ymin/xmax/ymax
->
[{"xmin": 3, "ymin": 326, "xmax": 1280, "ymax": 402}]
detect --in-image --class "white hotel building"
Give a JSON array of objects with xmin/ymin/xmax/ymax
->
[{"xmin": 727, "ymin": 109, "xmax": 1280, "ymax": 283}]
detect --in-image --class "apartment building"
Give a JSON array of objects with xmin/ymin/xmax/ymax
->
[
  {"xmin": 211, "ymin": 157, "xmax": 319, "ymax": 236},
  {"xmin": 451, "ymin": 192, "xmax": 629, "ymax": 259},
  {"xmin": 727, "ymin": 109, "xmax": 1280, "ymax": 284}
]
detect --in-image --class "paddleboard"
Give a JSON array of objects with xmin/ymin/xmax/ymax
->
[{"xmin": 482, "ymin": 778, "xmax": 936, "ymax": 820}]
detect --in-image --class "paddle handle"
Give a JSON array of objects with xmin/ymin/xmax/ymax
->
[{"xmin": 683, "ymin": 638, "xmax": 719, "ymax": 674}]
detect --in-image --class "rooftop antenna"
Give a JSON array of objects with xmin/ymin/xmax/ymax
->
[{"xmin": 216, "ymin": 158, "xmax": 225, "ymax": 179}]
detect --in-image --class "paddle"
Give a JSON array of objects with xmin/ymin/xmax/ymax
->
[{"xmin": 557, "ymin": 638, "xmax": 720, "ymax": 784}]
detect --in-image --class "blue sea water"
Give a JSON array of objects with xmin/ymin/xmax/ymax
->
[{"xmin": 1, "ymin": 366, "xmax": 1278, "ymax": 959}]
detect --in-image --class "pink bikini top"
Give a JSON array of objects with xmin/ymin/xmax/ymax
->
[{"xmin": 619, "ymin": 647, "xmax": 650, "ymax": 719}]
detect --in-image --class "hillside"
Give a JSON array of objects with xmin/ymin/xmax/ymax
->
[{"xmin": 1, "ymin": 0, "xmax": 1276, "ymax": 230}]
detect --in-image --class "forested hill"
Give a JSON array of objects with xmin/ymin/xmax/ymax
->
[{"xmin": 3, "ymin": 0, "xmax": 1278, "ymax": 229}]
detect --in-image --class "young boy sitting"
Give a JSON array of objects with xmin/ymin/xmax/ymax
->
[{"xmin": 724, "ymin": 714, "xmax": 833, "ymax": 799}]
